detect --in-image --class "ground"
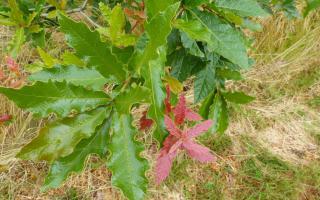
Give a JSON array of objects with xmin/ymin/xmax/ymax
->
[{"xmin": 0, "ymin": 11, "xmax": 320, "ymax": 200}]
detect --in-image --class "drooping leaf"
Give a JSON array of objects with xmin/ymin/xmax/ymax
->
[
  {"xmin": 41, "ymin": 111, "xmax": 111, "ymax": 191},
  {"xmin": 0, "ymin": 81, "xmax": 110, "ymax": 118},
  {"xmin": 58, "ymin": 14, "xmax": 126, "ymax": 82},
  {"xmin": 209, "ymin": 93, "xmax": 229, "ymax": 134},
  {"xmin": 29, "ymin": 65, "xmax": 108, "ymax": 91},
  {"xmin": 108, "ymin": 113, "xmax": 148, "ymax": 200},
  {"xmin": 214, "ymin": 0, "xmax": 269, "ymax": 17},
  {"xmin": 222, "ymin": 91, "xmax": 255, "ymax": 104},
  {"xmin": 194, "ymin": 61, "xmax": 217, "ymax": 103},
  {"xmin": 17, "ymin": 108, "xmax": 107, "ymax": 162},
  {"xmin": 199, "ymin": 92, "xmax": 215, "ymax": 118},
  {"xmin": 174, "ymin": 11, "xmax": 249, "ymax": 68},
  {"xmin": 114, "ymin": 86, "xmax": 150, "ymax": 114},
  {"xmin": 216, "ymin": 67, "xmax": 243, "ymax": 81}
]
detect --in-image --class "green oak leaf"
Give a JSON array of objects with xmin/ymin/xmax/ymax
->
[
  {"xmin": 174, "ymin": 11, "xmax": 249, "ymax": 68},
  {"xmin": 167, "ymin": 48, "xmax": 203, "ymax": 82},
  {"xmin": 222, "ymin": 91, "xmax": 255, "ymax": 104},
  {"xmin": 199, "ymin": 92, "xmax": 215, "ymax": 119},
  {"xmin": 180, "ymin": 31, "xmax": 204, "ymax": 57},
  {"xmin": 209, "ymin": 93, "xmax": 229, "ymax": 134},
  {"xmin": 108, "ymin": 112, "xmax": 148, "ymax": 200},
  {"xmin": 134, "ymin": 1, "xmax": 180, "ymax": 143},
  {"xmin": 58, "ymin": 14, "xmax": 126, "ymax": 82},
  {"xmin": 37, "ymin": 47, "xmax": 60, "ymax": 68},
  {"xmin": 194, "ymin": 54, "xmax": 220, "ymax": 103},
  {"xmin": 115, "ymin": 86, "xmax": 150, "ymax": 114},
  {"xmin": 214, "ymin": 0, "xmax": 269, "ymax": 17},
  {"xmin": 41, "ymin": 111, "xmax": 111, "ymax": 191},
  {"xmin": 61, "ymin": 52, "xmax": 86, "ymax": 67},
  {"xmin": 17, "ymin": 108, "xmax": 107, "ymax": 162},
  {"xmin": 29, "ymin": 65, "xmax": 108, "ymax": 91},
  {"xmin": 145, "ymin": 0, "xmax": 177, "ymax": 19},
  {"xmin": 0, "ymin": 81, "xmax": 110, "ymax": 118},
  {"xmin": 194, "ymin": 62, "xmax": 216, "ymax": 103},
  {"xmin": 216, "ymin": 68, "xmax": 243, "ymax": 81}
]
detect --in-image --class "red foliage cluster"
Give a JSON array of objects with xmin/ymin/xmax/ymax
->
[
  {"xmin": 155, "ymin": 93, "xmax": 216, "ymax": 184},
  {"xmin": 0, "ymin": 56, "xmax": 25, "ymax": 88}
]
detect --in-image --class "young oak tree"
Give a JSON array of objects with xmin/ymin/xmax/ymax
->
[{"xmin": 0, "ymin": 0, "xmax": 318, "ymax": 200}]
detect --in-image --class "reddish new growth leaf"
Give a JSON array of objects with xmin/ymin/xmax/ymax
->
[
  {"xmin": 0, "ymin": 114, "xmax": 12, "ymax": 124},
  {"xmin": 156, "ymin": 95, "xmax": 216, "ymax": 184},
  {"xmin": 173, "ymin": 95, "xmax": 202, "ymax": 125},
  {"xmin": 139, "ymin": 85, "xmax": 172, "ymax": 131},
  {"xmin": 139, "ymin": 111, "xmax": 154, "ymax": 131},
  {"xmin": 6, "ymin": 56, "xmax": 20, "ymax": 76}
]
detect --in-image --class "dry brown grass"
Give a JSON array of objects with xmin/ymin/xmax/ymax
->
[{"xmin": 1, "ymin": 10, "xmax": 320, "ymax": 200}]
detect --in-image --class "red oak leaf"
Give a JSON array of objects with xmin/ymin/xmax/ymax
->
[
  {"xmin": 139, "ymin": 85, "xmax": 172, "ymax": 131},
  {"xmin": 6, "ymin": 56, "xmax": 20, "ymax": 76},
  {"xmin": 155, "ymin": 116, "xmax": 215, "ymax": 184},
  {"xmin": 0, "ymin": 114, "xmax": 12, "ymax": 123},
  {"xmin": 173, "ymin": 95, "xmax": 202, "ymax": 125},
  {"xmin": 139, "ymin": 111, "xmax": 153, "ymax": 131}
]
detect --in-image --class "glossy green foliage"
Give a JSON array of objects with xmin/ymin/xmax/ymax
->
[
  {"xmin": 17, "ymin": 108, "xmax": 107, "ymax": 162},
  {"xmin": 0, "ymin": 81, "xmax": 109, "ymax": 118},
  {"xmin": 29, "ymin": 65, "xmax": 108, "ymax": 91},
  {"xmin": 59, "ymin": 14, "xmax": 126, "ymax": 82},
  {"xmin": 0, "ymin": 0, "xmax": 310, "ymax": 199},
  {"xmin": 42, "ymin": 115, "xmax": 112, "ymax": 191},
  {"xmin": 108, "ymin": 113, "xmax": 149, "ymax": 200}
]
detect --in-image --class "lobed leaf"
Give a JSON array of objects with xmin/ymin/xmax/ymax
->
[
  {"xmin": 17, "ymin": 108, "xmax": 107, "ymax": 162},
  {"xmin": 29, "ymin": 65, "xmax": 108, "ymax": 91},
  {"xmin": 114, "ymin": 86, "xmax": 150, "ymax": 114},
  {"xmin": 108, "ymin": 113, "xmax": 148, "ymax": 200},
  {"xmin": 0, "ymin": 81, "xmax": 110, "ymax": 118},
  {"xmin": 42, "ymin": 111, "xmax": 111, "ymax": 191},
  {"xmin": 58, "ymin": 14, "xmax": 126, "ymax": 82}
]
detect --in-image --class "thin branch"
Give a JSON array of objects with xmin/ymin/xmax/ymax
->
[
  {"xmin": 80, "ymin": 11, "xmax": 101, "ymax": 28},
  {"xmin": 40, "ymin": 0, "xmax": 89, "ymax": 17}
]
